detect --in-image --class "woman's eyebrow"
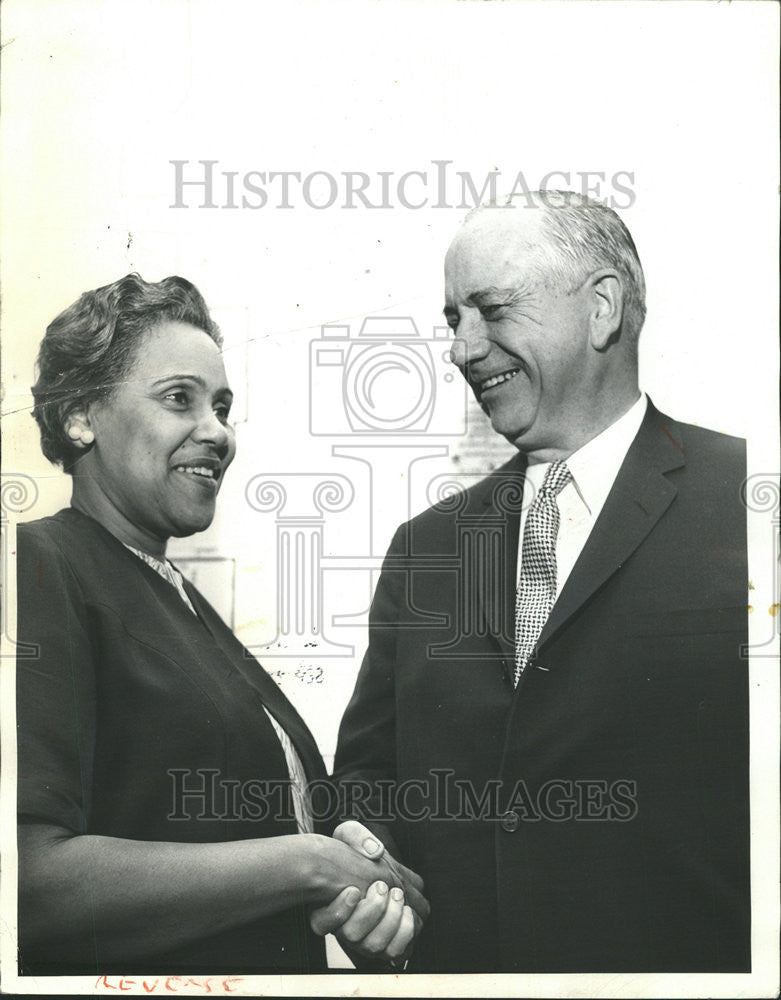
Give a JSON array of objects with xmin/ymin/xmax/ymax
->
[
  {"xmin": 150, "ymin": 374, "xmax": 234, "ymax": 398},
  {"xmin": 151, "ymin": 373, "xmax": 206, "ymax": 388}
]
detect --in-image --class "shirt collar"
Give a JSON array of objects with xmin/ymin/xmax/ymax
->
[
  {"xmin": 524, "ymin": 393, "xmax": 648, "ymax": 515},
  {"xmin": 565, "ymin": 393, "xmax": 647, "ymax": 514}
]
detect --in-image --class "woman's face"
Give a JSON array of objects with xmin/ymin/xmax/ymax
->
[{"xmin": 84, "ymin": 321, "xmax": 236, "ymax": 548}]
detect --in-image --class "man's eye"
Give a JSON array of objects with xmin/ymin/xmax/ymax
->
[
  {"xmin": 214, "ymin": 404, "xmax": 231, "ymax": 423},
  {"xmin": 481, "ymin": 304, "xmax": 505, "ymax": 320}
]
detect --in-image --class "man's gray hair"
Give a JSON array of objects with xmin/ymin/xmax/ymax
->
[{"xmin": 474, "ymin": 190, "xmax": 647, "ymax": 339}]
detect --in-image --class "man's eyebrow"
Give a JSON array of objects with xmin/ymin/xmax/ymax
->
[
  {"xmin": 468, "ymin": 285, "xmax": 527, "ymax": 304},
  {"xmin": 443, "ymin": 285, "xmax": 531, "ymax": 316},
  {"xmin": 151, "ymin": 374, "xmax": 234, "ymax": 398}
]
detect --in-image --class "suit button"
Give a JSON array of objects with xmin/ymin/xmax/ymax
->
[{"xmin": 499, "ymin": 811, "xmax": 520, "ymax": 833}]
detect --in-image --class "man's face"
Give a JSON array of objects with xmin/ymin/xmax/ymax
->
[{"xmin": 444, "ymin": 211, "xmax": 593, "ymax": 459}]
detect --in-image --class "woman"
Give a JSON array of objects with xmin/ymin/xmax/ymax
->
[{"xmin": 16, "ymin": 274, "xmax": 427, "ymax": 975}]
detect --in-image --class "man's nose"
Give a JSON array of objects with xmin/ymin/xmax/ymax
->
[{"xmin": 449, "ymin": 313, "xmax": 491, "ymax": 370}]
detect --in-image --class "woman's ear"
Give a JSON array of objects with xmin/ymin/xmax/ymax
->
[
  {"xmin": 587, "ymin": 269, "xmax": 624, "ymax": 351},
  {"xmin": 65, "ymin": 409, "xmax": 94, "ymax": 448}
]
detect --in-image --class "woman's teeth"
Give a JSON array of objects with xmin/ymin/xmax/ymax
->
[{"xmin": 174, "ymin": 465, "xmax": 216, "ymax": 479}]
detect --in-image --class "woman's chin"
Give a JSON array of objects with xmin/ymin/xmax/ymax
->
[{"xmin": 169, "ymin": 511, "xmax": 216, "ymax": 538}]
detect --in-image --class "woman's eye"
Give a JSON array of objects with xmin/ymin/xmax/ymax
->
[{"xmin": 164, "ymin": 390, "xmax": 189, "ymax": 406}]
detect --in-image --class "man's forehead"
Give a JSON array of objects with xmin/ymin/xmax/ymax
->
[{"xmin": 445, "ymin": 209, "xmax": 544, "ymax": 291}]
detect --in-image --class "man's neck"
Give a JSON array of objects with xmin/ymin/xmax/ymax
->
[{"xmin": 521, "ymin": 387, "xmax": 642, "ymax": 465}]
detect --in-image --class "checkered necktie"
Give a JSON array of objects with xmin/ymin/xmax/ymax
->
[{"xmin": 513, "ymin": 460, "xmax": 572, "ymax": 686}]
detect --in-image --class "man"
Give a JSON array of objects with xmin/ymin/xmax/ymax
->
[{"xmin": 332, "ymin": 192, "xmax": 750, "ymax": 972}]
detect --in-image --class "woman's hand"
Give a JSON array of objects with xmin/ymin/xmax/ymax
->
[
  {"xmin": 308, "ymin": 821, "xmax": 427, "ymax": 968},
  {"xmin": 305, "ymin": 821, "xmax": 429, "ymax": 918}
]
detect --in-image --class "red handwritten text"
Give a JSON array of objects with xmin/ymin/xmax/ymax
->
[{"xmin": 95, "ymin": 976, "xmax": 244, "ymax": 994}]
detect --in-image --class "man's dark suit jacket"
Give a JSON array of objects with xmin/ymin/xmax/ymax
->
[{"xmin": 334, "ymin": 401, "xmax": 750, "ymax": 973}]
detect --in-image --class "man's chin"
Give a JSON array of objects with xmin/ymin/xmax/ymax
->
[
  {"xmin": 484, "ymin": 394, "xmax": 535, "ymax": 434},
  {"xmin": 487, "ymin": 414, "xmax": 533, "ymax": 450}
]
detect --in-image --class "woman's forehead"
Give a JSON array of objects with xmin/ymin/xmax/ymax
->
[{"xmin": 132, "ymin": 321, "xmax": 228, "ymax": 383}]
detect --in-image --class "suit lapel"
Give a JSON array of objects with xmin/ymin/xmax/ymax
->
[
  {"xmin": 181, "ymin": 578, "xmax": 327, "ymax": 784},
  {"xmin": 180, "ymin": 578, "xmax": 282, "ymax": 707},
  {"xmin": 472, "ymin": 454, "xmax": 526, "ymax": 663},
  {"xmin": 537, "ymin": 402, "xmax": 686, "ymax": 649}
]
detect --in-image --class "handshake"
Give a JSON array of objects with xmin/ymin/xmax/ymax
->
[{"xmin": 307, "ymin": 820, "xmax": 429, "ymax": 969}]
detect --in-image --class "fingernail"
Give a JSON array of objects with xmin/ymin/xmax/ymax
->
[
  {"xmin": 375, "ymin": 881, "xmax": 388, "ymax": 896},
  {"xmin": 363, "ymin": 837, "xmax": 380, "ymax": 855},
  {"xmin": 390, "ymin": 887, "xmax": 404, "ymax": 902},
  {"xmin": 345, "ymin": 887, "xmax": 361, "ymax": 906}
]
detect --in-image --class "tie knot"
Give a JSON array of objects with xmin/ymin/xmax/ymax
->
[{"xmin": 539, "ymin": 460, "xmax": 572, "ymax": 500}]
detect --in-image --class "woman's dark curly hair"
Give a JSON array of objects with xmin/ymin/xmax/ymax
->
[{"xmin": 31, "ymin": 273, "xmax": 221, "ymax": 472}]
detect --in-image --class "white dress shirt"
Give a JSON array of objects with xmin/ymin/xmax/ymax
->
[{"xmin": 517, "ymin": 394, "xmax": 648, "ymax": 597}]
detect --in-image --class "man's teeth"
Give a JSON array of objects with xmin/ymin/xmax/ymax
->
[
  {"xmin": 174, "ymin": 465, "xmax": 216, "ymax": 479},
  {"xmin": 481, "ymin": 369, "xmax": 520, "ymax": 391}
]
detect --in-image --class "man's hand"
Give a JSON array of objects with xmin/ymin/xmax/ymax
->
[
  {"xmin": 329, "ymin": 820, "xmax": 429, "ymax": 920},
  {"xmin": 308, "ymin": 821, "xmax": 427, "ymax": 968},
  {"xmin": 310, "ymin": 881, "xmax": 420, "ymax": 967}
]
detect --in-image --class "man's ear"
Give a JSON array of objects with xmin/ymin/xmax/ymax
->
[
  {"xmin": 65, "ymin": 407, "xmax": 95, "ymax": 448},
  {"xmin": 587, "ymin": 269, "xmax": 624, "ymax": 351}
]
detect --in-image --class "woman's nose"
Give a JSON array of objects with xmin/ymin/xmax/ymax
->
[{"xmin": 192, "ymin": 409, "xmax": 231, "ymax": 455}]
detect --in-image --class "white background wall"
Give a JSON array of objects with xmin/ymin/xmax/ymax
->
[{"xmin": 2, "ymin": 1, "xmax": 778, "ymax": 986}]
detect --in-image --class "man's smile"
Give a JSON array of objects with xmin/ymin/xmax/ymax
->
[{"xmin": 478, "ymin": 368, "xmax": 521, "ymax": 393}]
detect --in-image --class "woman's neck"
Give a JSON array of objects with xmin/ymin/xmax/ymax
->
[{"xmin": 70, "ymin": 484, "xmax": 168, "ymax": 559}]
